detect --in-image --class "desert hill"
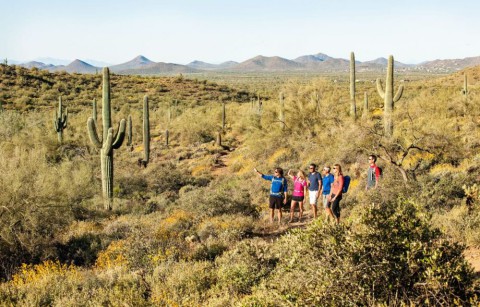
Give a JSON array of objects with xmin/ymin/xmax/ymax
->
[
  {"xmin": 49, "ymin": 59, "xmax": 99, "ymax": 74},
  {"xmin": 232, "ymin": 55, "xmax": 304, "ymax": 72}
]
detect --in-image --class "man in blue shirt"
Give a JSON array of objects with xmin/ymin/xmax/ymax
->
[
  {"xmin": 254, "ymin": 167, "xmax": 288, "ymax": 224},
  {"xmin": 307, "ymin": 164, "xmax": 322, "ymax": 219},
  {"xmin": 321, "ymin": 166, "xmax": 335, "ymax": 221}
]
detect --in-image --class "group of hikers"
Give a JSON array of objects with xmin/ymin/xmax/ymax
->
[{"xmin": 254, "ymin": 155, "xmax": 382, "ymax": 225}]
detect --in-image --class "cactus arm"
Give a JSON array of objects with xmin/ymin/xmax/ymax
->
[
  {"xmin": 87, "ymin": 117, "xmax": 103, "ymax": 148},
  {"xmin": 376, "ymin": 78, "xmax": 385, "ymax": 99},
  {"xmin": 393, "ymin": 85, "xmax": 404, "ymax": 103},
  {"xmin": 54, "ymin": 110, "xmax": 59, "ymax": 131},
  {"xmin": 103, "ymin": 127, "xmax": 114, "ymax": 154},
  {"xmin": 62, "ymin": 108, "xmax": 68, "ymax": 129},
  {"xmin": 112, "ymin": 119, "xmax": 126, "ymax": 149}
]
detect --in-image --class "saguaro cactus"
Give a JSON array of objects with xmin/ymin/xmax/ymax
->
[
  {"xmin": 350, "ymin": 52, "xmax": 357, "ymax": 119},
  {"xmin": 462, "ymin": 73, "xmax": 468, "ymax": 96},
  {"xmin": 216, "ymin": 131, "xmax": 222, "ymax": 147},
  {"xmin": 54, "ymin": 96, "xmax": 68, "ymax": 143},
  {"xmin": 376, "ymin": 55, "xmax": 404, "ymax": 137},
  {"xmin": 141, "ymin": 95, "xmax": 150, "ymax": 167},
  {"xmin": 362, "ymin": 92, "xmax": 369, "ymax": 119},
  {"xmin": 279, "ymin": 92, "xmax": 285, "ymax": 130},
  {"xmin": 126, "ymin": 114, "xmax": 132, "ymax": 147},
  {"xmin": 87, "ymin": 67, "xmax": 126, "ymax": 210}
]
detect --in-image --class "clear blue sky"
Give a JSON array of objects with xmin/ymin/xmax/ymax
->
[{"xmin": 1, "ymin": 0, "xmax": 478, "ymax": 65}]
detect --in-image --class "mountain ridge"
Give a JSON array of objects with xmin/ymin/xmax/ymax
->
[{"xmin": 12, "ymin": 53, "xmax": 480, "ymax": 74}]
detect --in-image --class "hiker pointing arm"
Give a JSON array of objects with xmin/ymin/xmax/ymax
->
[{"xmin": 254, "ymin": 167, "xmax": 287, "ymax": 224}]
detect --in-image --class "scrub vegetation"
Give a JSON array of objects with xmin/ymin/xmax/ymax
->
[{"xmin": 0, "ymin": 62, "xmax": 479, "ymax": 305}]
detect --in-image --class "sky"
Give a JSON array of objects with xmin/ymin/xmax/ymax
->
[{"xmin": 1, "ymin": 0, "xmax": 479, "ymax": 65}]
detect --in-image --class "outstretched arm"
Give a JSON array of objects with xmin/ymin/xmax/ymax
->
[{"xmin": 287, "ymin": 169, "xmax": 294, "ymax": 179}]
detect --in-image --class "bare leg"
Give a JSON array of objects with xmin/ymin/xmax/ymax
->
[
  {"xmin": 299, "ymin": 201, "xmax": 304, "ymax": 221},
  {"xmin": 277, "ymin": 209, "xmax": 282, "ymax": 224},
  {"xmin": 325, "ymin": 207, "xmax": 335, "ymax": 221},
  {"xmin": 310, "ymin": 202, "xmax": 316, "ymax": 219},
  {"xmin": 290, "ymin": 201, "xmax": 297, "ymax": 222},
  {"xmin": 270, "ymin": 209, "xmax": 274, "ymax": 223}
]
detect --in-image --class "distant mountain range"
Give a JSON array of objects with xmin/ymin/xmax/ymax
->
[{"xmin": 15, "ymin": 53, "xmax": 480, "ymax": 75}]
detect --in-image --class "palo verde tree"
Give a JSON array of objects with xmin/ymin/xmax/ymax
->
[
  {"xmin": 376, "ymin": 55, "xmax": 404, "ymax": 138},
  {"xmin": 53, "ymin": 96, "xmax": 68, "ymax": 143},
  {"xmin": 87, "ymin": 67, "xmax": 126, "ymax": 210}
]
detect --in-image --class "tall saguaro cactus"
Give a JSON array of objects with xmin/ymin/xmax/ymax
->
[
  {"xmin": 141, "ymin": 95, "xmax": 150, "ymax": 167},
  {"xmin": 54, "ymin": 96, "xmax": 68, "ymax": 143},
  {"xmin": 462, "ymin": 73, "xmax": 468, "ymax": 96},
  {"xmin": 279, "ymin": 92, "xmax": 285, "ymax": 130},
  {"xmin": 376, "ymin": 55, "xmax": 404, "ymax": 138},
  {"xmin": 87, "ymin": 67, "xmax": 126, "ymax": 210},
  {"xmin": 126, "ymin": 114, "xmax": 132, "ymax": 147},
  {"xmin": 350, "ymin": 52, "xmax": 357, "ymax": 119}
]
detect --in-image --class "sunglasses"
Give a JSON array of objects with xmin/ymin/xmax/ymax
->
[{"xmin": 333, "ymin": 167, "xmax": 337, "ymax": 170}]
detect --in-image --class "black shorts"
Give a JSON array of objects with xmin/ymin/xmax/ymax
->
[
  {"xmin": 291, "ymin": 195, "xmax": 304, "ymax": 202},
  {"xmin": 330, "ymin": 194, "xmax": 342, "ymax": 218},
  {"xmin": 269, "ymin": 196, "xmax": 283, "ymax": 209}
]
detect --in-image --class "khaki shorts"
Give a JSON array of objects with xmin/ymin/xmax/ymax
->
[
  {"xmin": 322, "ymin": 194, "xmax": 330, "ymax": 208},
  {"xmin": 309, "ymin": 190, "xmax": 318, "ymax": 205}
]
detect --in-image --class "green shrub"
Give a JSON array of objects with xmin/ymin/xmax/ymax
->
[{"xmin": 248, "ymin": 198, "xmax": 477, "ymax": 306}]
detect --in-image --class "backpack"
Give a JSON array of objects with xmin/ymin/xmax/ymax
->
[
  {"xmin": 270, "ymin": 177, "xmax": 286, "ymax": 197},
  {"xmin": 369, "ymin": 165, "xmax": 383, "ymax": 182},
  {"xmin": 342, "ymin": 175, "xmax": 351, "ymax": 193}
]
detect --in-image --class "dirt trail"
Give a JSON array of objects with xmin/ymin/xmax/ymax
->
[{"xmin": 212, "ymin": 149, "xmax": 233, "ymax": 176}]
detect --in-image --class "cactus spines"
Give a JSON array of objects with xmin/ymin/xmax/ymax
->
[
  {"xmin": 92, "ymin": 98, "xmax": 97, "ymax": 122},
  {"xmin": 142, "ymin": 95, "xmax": 150, "ymax": 167},
  {"xmin": 362, "ymin": 92, "xmax": 369, "ymax": 119},
  {"xmin": 462, "ymin": 73, "xmax": 468, "ymax": 96},
  {"xmin": 350, "ymin": 52, "xmax": 356, "ymax": 119},
  {"xmin": 54, "ymin": 96, "xmax": 68, "ymax": 143},
  {"xmin": 87, "ymin": 67, "xmax": 126, "ymax": 210},
  {"xmin": 376, "ymin": 55, "xmax": 404, "ymax": 137},
  {"xmin": 279, "ymin": 92, "xmax": 285, "ymax": 130}
]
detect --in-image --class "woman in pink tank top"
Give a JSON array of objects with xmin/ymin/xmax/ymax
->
[{"xmin": 287, "ymin": 169, "xmax": 307, "ymax": 223}]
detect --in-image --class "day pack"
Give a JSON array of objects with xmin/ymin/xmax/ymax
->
[{"xmin": 342, "ymin": 175, "xmax": 351, "ymax": 193}]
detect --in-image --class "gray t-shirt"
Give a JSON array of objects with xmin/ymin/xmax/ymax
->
[{"xmin": 308, "ymin": 172, "xmax": 322, "ymax": 191}]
